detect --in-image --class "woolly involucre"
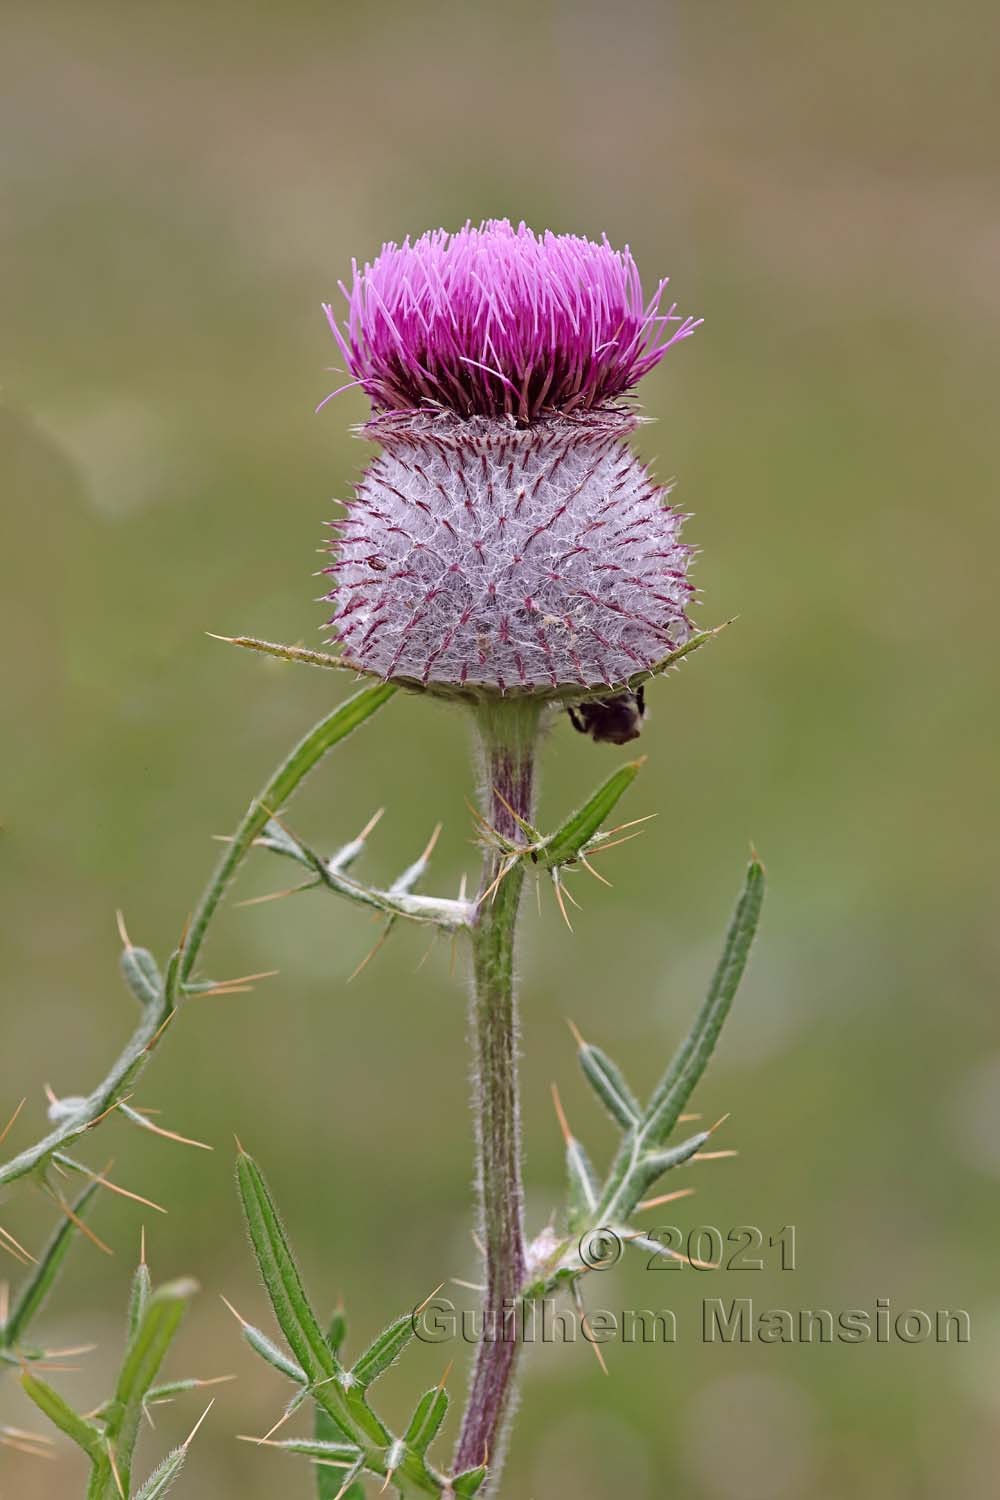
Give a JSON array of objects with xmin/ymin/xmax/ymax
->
[{"xmin": 326, "ymin": 411, "xmax": 693, "ymax": 692}]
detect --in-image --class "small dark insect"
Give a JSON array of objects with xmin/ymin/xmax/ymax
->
[{"xmin": 567, "ymin": 686, "xmax": 645, "ymax": 745}]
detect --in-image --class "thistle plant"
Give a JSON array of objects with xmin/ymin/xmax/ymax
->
[{"xmin": 0, "ymin": 219, "xmax": 764, "ymax": 1497}]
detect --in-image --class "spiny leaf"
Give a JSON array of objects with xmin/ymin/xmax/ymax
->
[
  {"xmin": 128, "ymin": 1255, "xmax": 152, "ymax": 1341},
  {"xmin": 540, "ymin": 760, "xmax": 644, "ymax": 868},
  {"xmin": 176, "ymin": 680, "xmax": 397, "ymax": 997},
  {"xmin": 326, "ymin": 1308, "xmax": 348, "ymax": 1358},
  {"xmin": 120, "ymin": 945, "xmax": 162, "ymax": 1008},
  {"xmin": 577, "ymin": 1041, "xmax": 641, "ymax": 1130},
  {"xmin": 235, "ymin": 1152, "xmax": 338, "ymax": 1385},
  {"xmin": 403, "ymin": 1384, "xmax": 449, "ymax": 1457},
  {"xmin": 624, "ymin": 1131, "xmax": 711, "ymax": 1208},
  {"xmin": 565, "ymin": 1134, "xmax": 600, "ymax": 1231},
  {"xmin": 115, "ymin": 1280, "xmax": 197, "ymax": 1415},
  {"xmin": 1, "ymin": 1181, "xmax": 99, "ymax": 1348},
  {"xmin": 452, "ymin": 1463, "xmax": 489, "ymax": 1496},
  {"xmin": 239, "ymin": 1317, "xmax": 307, "ymax": 1385},
  {"xmin": 350, "ymin": 1313, "xmax": 415, "ymax": 1389},
  {"xmin": 20, "ymin": 1371, "xmax": 101, "ymax": 1455},
  {"xmin": 257, "ymin": 1436, "xmax": 363, "ymax": 1462},
  {"xmin": 133, "ymin": 1447, "xmax": 187, "ymax": 1499},
  {"xmin": 643, "ymin": 856, "xmax": 765, "ymax": 1144}
]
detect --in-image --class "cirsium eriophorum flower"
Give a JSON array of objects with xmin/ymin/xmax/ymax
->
[{"xmin": 322, "ymin": 220, "xmax": 700, "ymax": 695}]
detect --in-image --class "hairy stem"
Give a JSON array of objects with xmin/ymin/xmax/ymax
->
[{"xmin": 455, "ymin": 699, "xmax": 541, "ymax": 1481}]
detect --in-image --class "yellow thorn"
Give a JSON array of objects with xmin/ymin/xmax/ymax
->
[
  {"xmin": 235, "ymin": 882, "xmax": 315, "ymax": 908},
  {"xmin": 380, "ymin": 1470, "xmax": 394, "ymax": 1493},
  {"xmin": 690, "ymin": 1149, "xmax": 739, "ymax": 1162},
  {"xmin": 678, "ymin": 1112, "xmax": 701, "ymax": 1122},
  {"xmin": 0, "ymin": 1224, "xmax": 36, "ymax": 1265},
  {"xmin": 550, "ymin": 1083, "xmax": 573, "ymax": 1147},
  {"xmin": 708, "ymin": 1112, "xmax": 731, "ymax": 1135},
  {"xmin": 143, "ymin": 1012, "xmax": 176, "ymax": 1054},
  {"xmin": 333, "ymin": 1470, "xmax": 363, "ymax": 1500},
  {"xmin": 1, "ymin": 1426, "xmax": 54, "ymax": 1446},
  {"xmin": 128, "ymin": 1112, "xmax": 212, "ymax": 1151},
  {"xmin": 107, "ymin": 1442, "xmax": 125, "ymax": 1498},
  {"xmin": 348, "ymin": 923, "xmax": 392, "ymax": 983},
  {"xmin": 115, "ymin": 910, "xmax": 132, "ymax": 949},
  {"xmin": 579, "ymin": 854, "xmax": 612, "ymax": 888},
  {"xmin": 220, "ymin": 1294, "xmax": 250, "ymax": 1328},
  {"xmin": 45, "ymin": 1191, "xmax": 113, "ymax": 1255},
  {"xmin": 41, "ymin": 1343, "xmax": 97, "ymax": 1360},
  {"xmin": 257, "ymin": 1403, "xmax": 295, "ymax": 1444},
  {"xmin": 420, "ymin": 822, "xmax": 443, "ymax": 862},
  {"xmin": 0, "ymin": 1098, "xmax": 26, "ymax": 1147},
  {"xmin": 635, "ymin": 1187, "xmax": 696, "ymax": 1212},
  {"xmin": 437, "ymin": 1360, "xmax": 453, "ymax": 1391},
  {"xmin": 551, "ymin": 874, "xmax": 574, "ymax": 932},
  {"xmin": 356, "ymin": 806, "xmax": 386, "ymax": 840},
  {"xmin": 562, "ymin": 882, "xmax": 583, "ymax": 913},
  {"xmin": 233, "ymin": 1134, "xmax": 247, "ymax": 1156},
  {"xmin": 78, "ymin": 1165, "xmax": 167, "ymax": 1215},
  {"xmin": 183, "ymin": 1400, "xmax": 215, "ymax": 1448},
  {"xmin": 565, "ymin": 1018, "xmax": 586, "ymax": 1049},
  {"xmin": 413, "ymin": 1282, "xmax": 446, "ymax": 1317}
]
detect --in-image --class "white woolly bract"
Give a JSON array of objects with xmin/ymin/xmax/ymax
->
[{"xmin": 325, "ymin": 412, "xmax": 694, "ymax": 692}]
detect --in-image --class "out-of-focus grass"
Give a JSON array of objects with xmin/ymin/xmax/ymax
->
[{"xmin": 2, "ymin": 2, "xmax": 998, "ymax": 1495}]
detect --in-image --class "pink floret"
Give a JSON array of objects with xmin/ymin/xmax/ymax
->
[{"xmin": 324, "ymin": 220, "xmax": 700, "ymax": 422}]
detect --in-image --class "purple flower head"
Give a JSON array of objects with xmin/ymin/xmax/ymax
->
[
  {"xmin": 324, "ymin": 220, "xmax": 700, "ymax": 423},
  {"xmin": 323, "ymin": 224, "xmax": 699, "ymax": 697}
]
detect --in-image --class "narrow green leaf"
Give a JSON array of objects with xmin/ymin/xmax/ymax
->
[
  {"xmin": 115, "ymin": 1279, "xmax": 197, "ymax": 1415},
  {"xmin": 313, "ymin": 1305, "xmax": 359, "ymax": 1486},
  {"xmin": 326, "ymin": 1307, "xmax": 348, "ymax": 1357},
  {"xmin": 540, "ymin": 760, "xmax": 644, "ymax": 868},
  {"xmin": 565, "ymin": 1135, "xmax": 599, "ymax": 1231},
  {"xmin": 20, "ymin": 1371, "xmax": 101, "ymax": 1455},
  {"xmin": 404, "ymin": 1384, "xmax": 449, "ymax": 1457},
  {"xmin": 128, "ymin": 1258, "xmax": 152, "ymax": 1341},
  {"xmin": 452, "ymin": 1463, "xmax": 489, "ymax": 1496},
  {"xmin": 120, "ymin": 945, "xmax": 162, "ymax": 1007},
  {"xmin": 133, "ymin": 1447, "xmax": 187, "ymax": 1500},
  {"xmin": 644, "ymin": 857, "xmax": 765, "ymax": 1144},
  {"xmin": 315, "ymin": 1404, "xmax": 362, "ymax": 1498},
  {"xmin": 235, "ymin": 1151, "xmax": 337, "ymax": 1384},
  {"xmin": 1, "ymin": 1181, "xmax": 99, "ymax": 1348},
  {"xmin": 578, "ymin": 1043, "xmax": 641, "ymax": 1130},
  {"xmin": 623, "ymin": 1130, "xmax": 710, "ymax": 1209},
  {"xmin": 240, "ymin": 1318, "xmax": 307, "ymax": 1384},
  {"xmin": 263, "ymin": 1436, "xmax": 362, "ymax": 1461},
  {"xmin": 106, "ymin": 1276, "xmax": 197, "ymax": 1493},
  {"xmin": 177, "ymin": 680, "xmax": 397, "ymax": 995},
  {"xmin": 350, "ymin": 1313, "xmax": 415, "ymax": 1389}
]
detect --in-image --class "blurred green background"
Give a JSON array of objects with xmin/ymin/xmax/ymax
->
[{"xmin": 2, "ymin": 1, "xmax": 998, "ymax": 1495}]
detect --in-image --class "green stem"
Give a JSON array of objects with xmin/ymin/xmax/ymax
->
[{"xmin": 455, "ymin": 699, "xmax": 542, "ymax": 1481}]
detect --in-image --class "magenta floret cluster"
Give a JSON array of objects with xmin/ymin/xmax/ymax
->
[
  {"xmin": 323, "ymin": 222, "xmax": 700, "ymax": 694},
  {"xmin": 324, "ymin": 220, "xmax": 700, "ymax": 423}
]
